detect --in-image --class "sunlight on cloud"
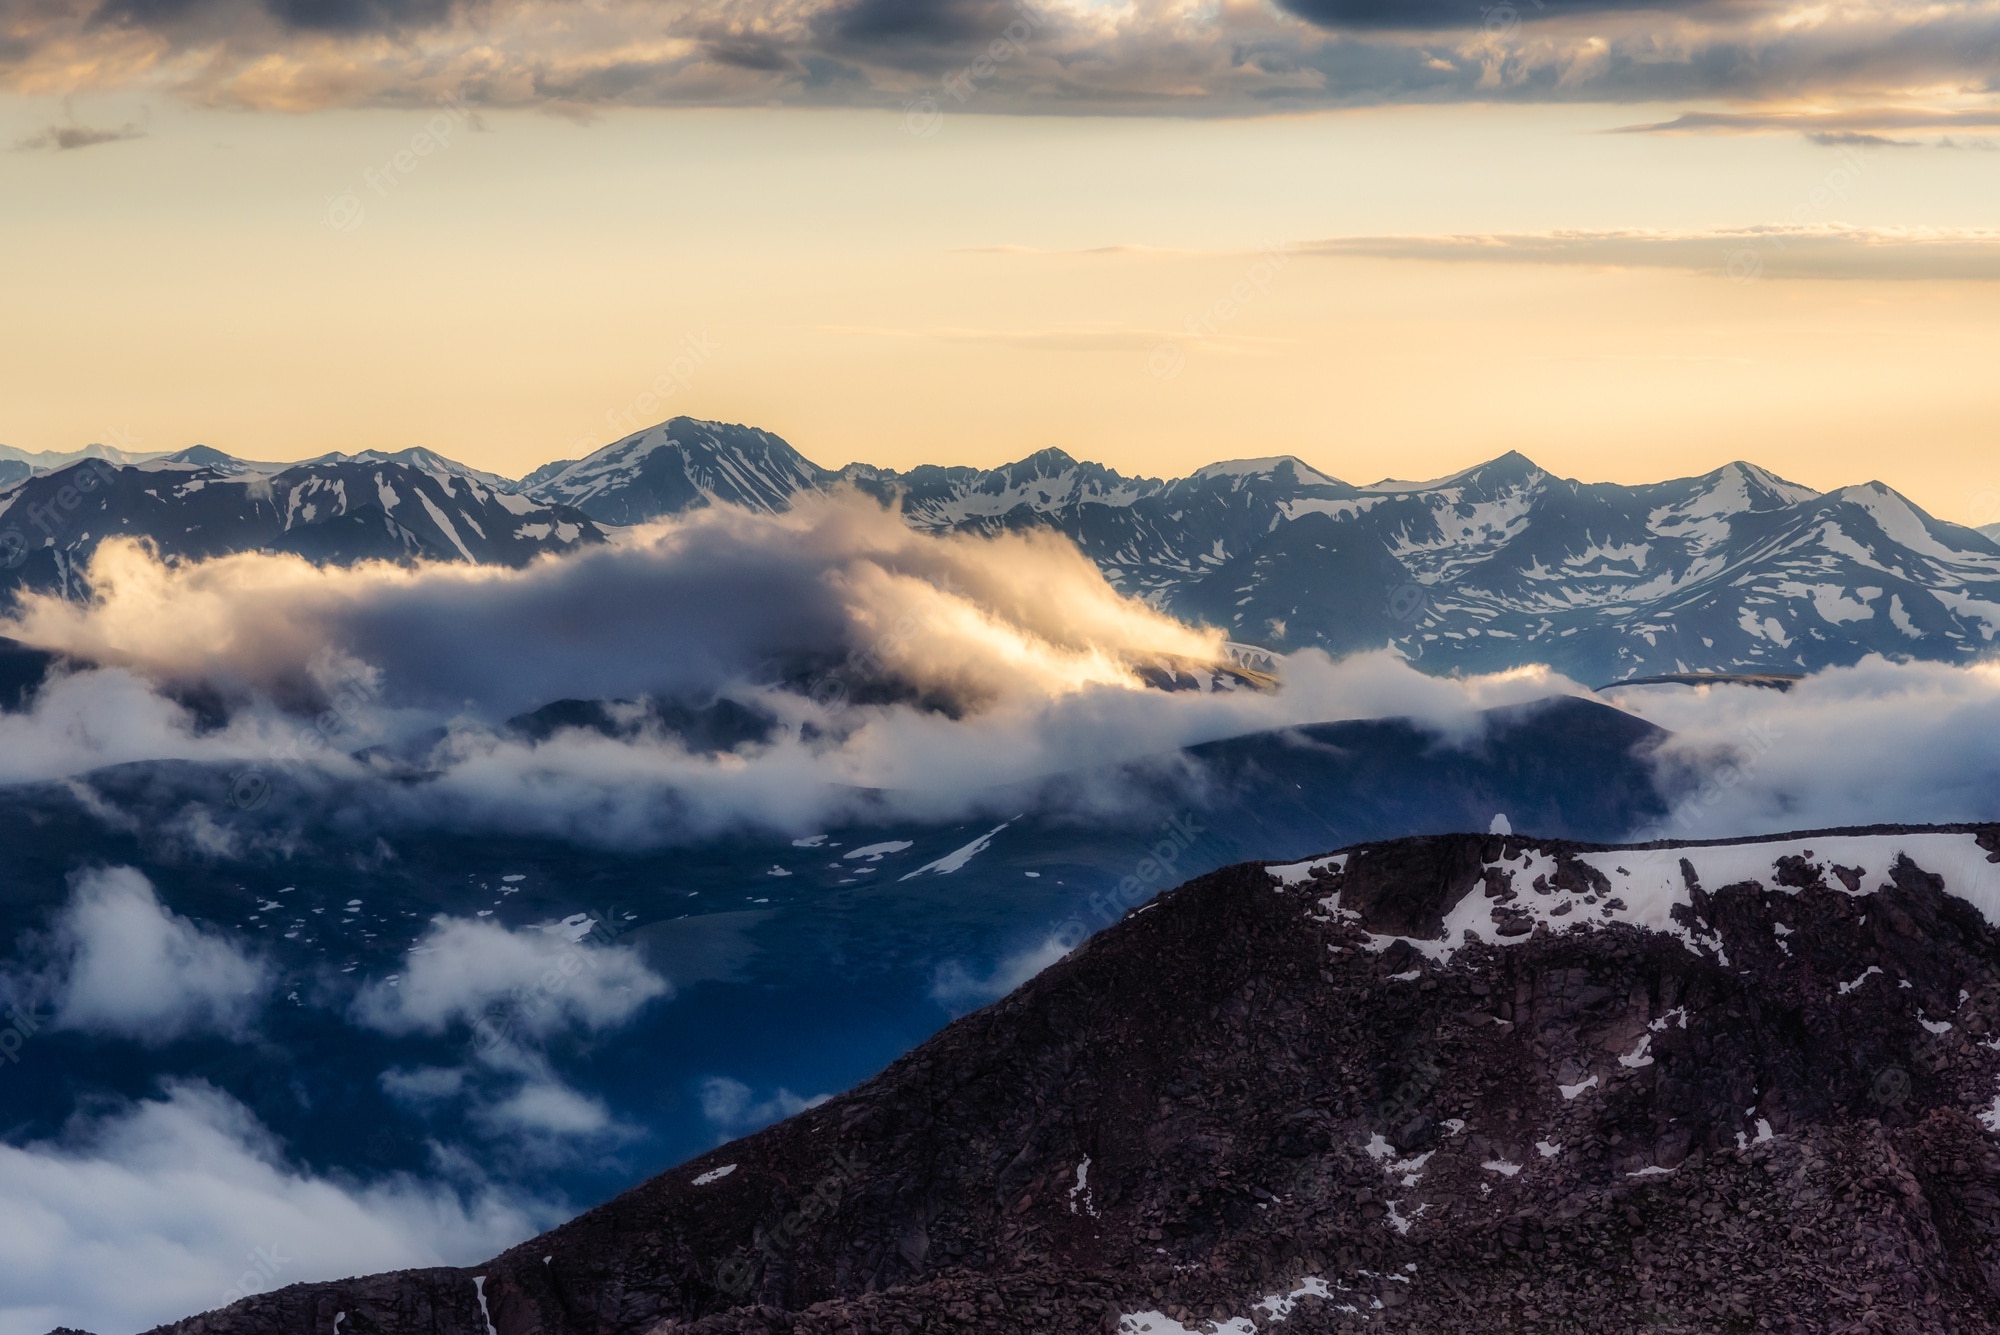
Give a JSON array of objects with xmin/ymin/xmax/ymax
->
[{"xmin": 6, "ymin": 0, "xmax": 2000, "ymax": 118}]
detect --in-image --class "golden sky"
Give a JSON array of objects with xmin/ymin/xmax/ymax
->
[{"xmin": 5, "ymin": 18, "xmax": 2000, "ymax": 523}]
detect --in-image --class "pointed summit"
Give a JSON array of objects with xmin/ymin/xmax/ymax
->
[
  {"xmin": 1361, "ymin": 450, "xmax": 1546, "ymax": 496},
  {"xmin": 524, "ymin": 417, "xmax": 828, "ymax": 524}
]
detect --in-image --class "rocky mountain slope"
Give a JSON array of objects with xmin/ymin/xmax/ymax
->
[
  {"xmin": 144, "ymin": 823, "xmax": 2000, "ymax": 1335},
  {"xmin": 9, "ymin": 419, "xmax": 1998, "ymax": 682}
]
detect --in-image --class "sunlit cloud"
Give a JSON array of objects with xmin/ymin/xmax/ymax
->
[
  {"xmin": 7, "ymin": 0, "xmax": 2000, "ymax": 115},
  {"xmin": 1302, "ymin": 225, "xmax": 2000, "ymax": 281}
]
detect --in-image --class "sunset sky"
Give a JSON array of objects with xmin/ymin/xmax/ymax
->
[{"xmin": 4, "ymin": 0, "xmax": 2000, "ymax": 522}]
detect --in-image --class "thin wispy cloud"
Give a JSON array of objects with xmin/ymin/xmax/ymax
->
[
  {"xmin": 1616, "ymin": 107, "xmax": 2000, "ymax": 137},
  {"xmin": 1301, "ymin": 226, "xmax": 2000, "ymax": 282},
  {"xmin": 15, "ymin": 121, "xmax": 146, "ymax": 151}
]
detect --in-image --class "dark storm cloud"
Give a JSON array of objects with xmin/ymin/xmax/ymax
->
[
  {"xmin": 88, "ymin": 0, "xmax": 452, "ymax": 32},
  {"xmin": 1276, "ymin": 0, "xmax": 1726, "ymax": 31},
  {"xmin": 6, "ymin": 0, "xmax": 2000, "ymax": 131},
  {"xmin": 700, "ymin": 36, "xmax": 801, "ymax": 73},
  {"xmin": 15, "ymin": 120, "xmax": 145, "ymax": 149},
  {"xmin": 824, "ymin": 0, "xmax": 1006, "ymax": 46}
]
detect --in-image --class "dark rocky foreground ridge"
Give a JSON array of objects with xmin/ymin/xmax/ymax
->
[{"xmin": 143, "ymin": 826, "xmax": 2000, "ymax": 1335}]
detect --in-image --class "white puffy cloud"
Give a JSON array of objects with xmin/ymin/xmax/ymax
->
[
  {"xmin": 351, "ymin": 915, "xmax": 670, "ymax": 1038},
  {"xmin": 0, "ymin": 498, "xmax": 1222, "ymax": 718},
  {"xmin": 0, "ymin": 1081, "xmax": 550, "ymax": 1335},
  {"xmin": 474, "ymin": 1079, "xmax": 618, "ymax": 1138},
  {"xmin": 4, "ymin": 867, "xmax": 272, "ymax": 1045},
  {"xmin": 930, "ymin": 932, "xmax": 1074, "ymax": 1012},
  {"xmin": 1612, "ymin": 656, "xmax": 2000, "ymax": 841},
  {"xmin": 698, "ymin": 1076, "xmax": 829, "ymax": 1139}
]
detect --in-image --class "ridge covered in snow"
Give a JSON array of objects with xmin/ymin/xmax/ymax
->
[{"xmin": 9, "ymin": 416, "xmax": 1998, "ymax": 682}]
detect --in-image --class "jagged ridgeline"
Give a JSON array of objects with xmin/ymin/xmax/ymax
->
[
  {"xmin": 6, "ymin": 420, "xmax": 1999, "ymax": 683},
  {"xmin": 139, "ymin": 825, "xmax": 2000, "ymax": 1335}
]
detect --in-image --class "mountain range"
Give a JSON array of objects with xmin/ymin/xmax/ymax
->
[
  {"xmin": 6, "ymin": 421, "xmax": 1999, "ymax": 682},
  {"xmin": 136, "ymin": 822, "xmax": 2000, "ymax": 1335}
]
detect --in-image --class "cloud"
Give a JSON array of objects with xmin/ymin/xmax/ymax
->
[
  {"xmin": 3, "ymin": 866, "xmax": 271, "ymax": 1044},
  {"xmin": 0, "ymin": 666, "xmax": 295, "ymax": 786},
  {"xmin": 2, "ymin": 495, "xmax": 1224, "ymax": 719},
  {"xmin": 8, "ymin": 0, "xmax": 2000, "ymax": 116},
  {"xmin": 0, "ymin": 496, "xmax": 1610, "ymax": 851},
  {"xmin": 382, "ymin": 1050, "xmax": 642, "ymax": 1159},
  {"xmin": 0, "ymin": 491, "xmax": 1591, "ymax": 845},
  {"xmin": 1302, "ymin": 225, "xmax": 2000, "ymax": 282},
  {"xmin": 1617, "ymin": 107, "xmax": 2000, "ymax": 137},
  {"xmin": 473, "ymin": 1079, "xmax": 618, "ymax": 1137},
  {"xmin": 1275, "ymin": 0, "xmax": 1719, "ymax": 30},
  {"xmin": 698, "ymin": 1076, "xmax": 829, "ymax": 1139},
  {"xmin": 1609, "ymin": 657, "xmax": 2000, "ymax": 842},
  {"xmin": 14, "ymin": 121, "xmax": 146, "ymax": 151},
  {"xmin": 930, "ymin": 930, "xmax": 1073, "ymax": 1011},
  {"xmin": 351, "ymin": 914, "xmax": 669, "ymax": 1038},
  {"xmin": 0, "ymin": 1081, "xmax": 548, "ymax": 1335},
  {"xmin": 380, "ymin": 1064, "xmax": 466, "ymax": 1103}
]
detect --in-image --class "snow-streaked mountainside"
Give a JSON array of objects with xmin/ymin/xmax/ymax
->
[
  {"xmin": 524, "ymin": 420, "xmax": 825, "ymax": 524},
  {"xmin": 138, "ymin": 821, "xmax": 2000, "ymax": 1335},
  {"xmin": 0, "ymin": 447, "xmax": 604, "ymax": 596},
  {"xmin": 505, "ymin": 420, "xmax": 2000, "ymax": 681},
  {"xmin": 7, "ymin": 417, "xmax": 1999, "ymax": 681}
]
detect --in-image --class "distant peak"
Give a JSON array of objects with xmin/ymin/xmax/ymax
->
[
  {"xmin": 1001, "ymin": 447, "xmax": 1082, "ymax": 474},
  {"xmin": 1709, "ymin": 459, "xmax": 1820, "ymax": 501},
  {"xmin": 1189, "ymin": 456, "xmax": 1343, "ymax": 487},
  {"xmin": 297, "ymin": 447, "xmax": 510, "ymax": 487},
  {"xmin": 1361, "ymin": 450, "xmax": 1545, "ymax": 494},
  {"xmin": 165, "ymin": 445, "xmax": 239, "ymax": 465}
]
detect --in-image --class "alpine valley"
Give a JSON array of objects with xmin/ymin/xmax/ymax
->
[{"xmin": 6, "ymin": 421, "xmax": 1999, "ymax": 684}]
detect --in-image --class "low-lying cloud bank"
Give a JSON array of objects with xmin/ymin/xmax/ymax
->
[
  {"xmin": 1615, "ymin": 658, "xmax": 2000, "ymax": 841},
  {"xmin": 2, "ymin": 497, "xmax": 1998, "ymax": 848},
  {"xmin": 3, "ymin": 495, "xmax": 1220, "ymax": 716},
  {"xmin": 0, "ymin": 1081, "xmax": 549, "ymax": 1335},
  {"xmin": 0, "ymin": 497, "xmax": 1585, "ymax": 844}
]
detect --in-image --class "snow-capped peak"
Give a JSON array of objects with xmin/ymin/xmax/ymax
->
[{"xmin": 1188, "ymin": 456, "xmax": 1344, "ymax": 488}]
